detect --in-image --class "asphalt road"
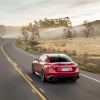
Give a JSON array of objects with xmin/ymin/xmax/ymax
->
[
  {"xmin": 0, "ymin": 39, "xmax": 100, "ymax": 100},
  {"xmin": 0, "ymin": 40, "xmax": 41, "ymax": 100}
]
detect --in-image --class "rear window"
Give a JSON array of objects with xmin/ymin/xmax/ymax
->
[{"xmin": 49, "ymin": 56, "xmax": 72, "ymax": 63}]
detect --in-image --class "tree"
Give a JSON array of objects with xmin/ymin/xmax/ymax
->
[
  {"xmin": 21, "ymin": 26, "xmax": 29, "ymax": 41},
  {"xmin": 27, "ymin": 23, "xmax": 40, "ymax": 41},
  {"xmin": 49, "ymin": 19, "xmax": 55, "ymax": 27},
  {"xmin": 63, "ymin": 27, "xmax": 73, "ymax": 39},
  {"xmin": 83, "ymin": 20, "xmax": 94, "ymax": 38},
  {"xmin": 32, "ymin": 24, "xmax": 40, "ymax": 40},
  {"xmin": 64, "ymin": 17, "xmax": 72, "ymax": 27},
  {"xmin": 63, "ymin": 17, "xmax": 75, "ymax": 39},
  {"xmin": 39, "ymin": 20, "xmax": 43, "ymax": 27},
  {"xmin": 27, "ymin": 23, "xmax": 33, "ymax": 32}
]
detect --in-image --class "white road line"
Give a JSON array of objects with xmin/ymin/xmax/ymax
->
[
  {"xmin": 14, "ymin": 44, "xmax": 36, "ymax": 58},
  {"xmin": 80, "ymin": 74, "xmax": 100, "ymax": 83},
  {"xmin": 3, "ymin": 40, "xmax": 35, "ymax": 58}
]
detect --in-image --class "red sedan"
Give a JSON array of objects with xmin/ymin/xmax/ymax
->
[{"xmin": 32, "ymin": 54, "xmax": 79, "ymax": 82}]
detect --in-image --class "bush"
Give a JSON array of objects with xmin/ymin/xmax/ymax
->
[{"xmin": 25, "ymin": 47, "xmax": 29, "ymax": 51}]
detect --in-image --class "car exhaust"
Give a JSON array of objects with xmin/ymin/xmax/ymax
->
[{"xmin": 49, "ymin": 76, "xmax": 57, "ymax": 81}]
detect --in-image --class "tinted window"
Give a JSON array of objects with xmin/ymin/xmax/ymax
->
[{"xmin": 49, "ymin": 56, "xmax": 72, "ymax": 63}]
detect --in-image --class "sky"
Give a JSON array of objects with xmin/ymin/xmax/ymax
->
[{"xmin": 0, "ymin": 0, "xmax": 100, "ymax": 26}]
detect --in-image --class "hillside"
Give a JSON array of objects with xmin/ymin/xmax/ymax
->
[
  {"xmin": 74, "ymin": 20, "xmax": 100, "ymax": 37},
  {"xmin": 0, "ymin": 20, "xmax": 100, "ymax": 38},
  {"xmin": 0, "ymin": 26, "xmax": 21, "ymax": 37},
  {"xmin": 40, "ymin": 20, "xmax": 100, "ymax": 39}
]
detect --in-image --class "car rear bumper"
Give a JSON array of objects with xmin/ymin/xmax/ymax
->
[{"xmin": 45, "ymin": 72, "xmax": 79, "ymax": 81}]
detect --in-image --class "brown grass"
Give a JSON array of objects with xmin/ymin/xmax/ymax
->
[{"xmin": 38, "ymin": 37, "xmax": 100, "ymax": 56}]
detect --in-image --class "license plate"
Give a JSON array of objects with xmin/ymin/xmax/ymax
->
[{"xmin": 62, "ymin": 68, "xmax": 69, "ymax": 71}]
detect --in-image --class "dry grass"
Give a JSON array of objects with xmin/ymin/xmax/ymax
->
[{"xmin": 38, "ymin": 37, "xmax": 100, "ymax": 56}]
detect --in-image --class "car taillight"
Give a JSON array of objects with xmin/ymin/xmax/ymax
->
[
  {"xmin": 52, "ymin": 67, "xmax": 59, "ymax": 71},
  {"xmin": 75, "ymin": 67, "xmax": 79, "ymax": 72},
  {"xmin": 72, "ymin": 67, "xmax": 76, "ymax": 71}
]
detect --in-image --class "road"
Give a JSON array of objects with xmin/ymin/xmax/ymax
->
[
  {"xmin": 0, "ymin": 39, "xmax": 41, "ymax": 100},
  {"xmin": 0, "ymin": 39, "xmax": 100, "ymax": 100}
]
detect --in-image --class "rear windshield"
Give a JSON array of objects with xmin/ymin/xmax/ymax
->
[{"xmin": 49, "ymin": 56, "xmax": 72, "ymax": 63}]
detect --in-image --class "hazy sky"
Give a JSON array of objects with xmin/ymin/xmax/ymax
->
[{"xmin": 0, "ymin": 0, "xmax": 100, "ymax": 26}]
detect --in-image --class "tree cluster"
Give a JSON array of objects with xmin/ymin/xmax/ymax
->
[
  {"xmin": 34, "ymin": 17, "xmax": 72, "ymax": 28},
  {"xmin": 21, "ymin": 23, "xmax": 40, "ymax": 42},
  {"xmin": 63, "ymin": 19, "xmax": 95, "ymax": 39},
  {"xmin": 21, "ymin": 17, "xmax": 95, "ymax": 41}
]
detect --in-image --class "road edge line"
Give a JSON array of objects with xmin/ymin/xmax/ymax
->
[{"xmin": 80, "ymin": 74, "xmax": 100, "ymax": 83}]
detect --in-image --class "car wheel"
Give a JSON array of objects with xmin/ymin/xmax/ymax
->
[
  {"xmin": 41, "ymin": 70, "xmax": 47, "ymax": 83},
  {"xmin": 32, "ymin": 63, "xmax": 35, "ymax": 74}
]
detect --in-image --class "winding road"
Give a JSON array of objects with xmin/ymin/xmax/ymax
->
[{"xmin": 0, "ymin": 39, "xmax": 100, "ymax": 100}]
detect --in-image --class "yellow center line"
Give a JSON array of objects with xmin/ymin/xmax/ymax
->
[
  {"xmin": 1, "ymin": 44, "xmax": 47, "ymax": 100},
  {"xmin": 39, "ymin": 88, "xmax": 45, "ymax": 93},
  {"xmin": 25, "ymin": 74, "xmax": 33, "ymax": 82},
  {"xmin": 31, "ymin": 89, "xmax": 36, "ymax": 94}
]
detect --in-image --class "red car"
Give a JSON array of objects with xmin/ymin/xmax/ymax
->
[{"xmin": 32, "ymin": 54, "xmax": 79, "ymax": 82}]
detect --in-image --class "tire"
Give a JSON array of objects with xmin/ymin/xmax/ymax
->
[
  {"xmin": 32, "ymin": 64, "xmax": 35, "ymax": 74},
  {"xmin": 41, "ymin": 70, "xmax": 47, "ymax": 83}
]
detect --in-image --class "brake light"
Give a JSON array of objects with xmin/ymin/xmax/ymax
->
[
  {"xmin": 52, "ymin": 67, "xmax": 59, "ymax": 71},
  {"xmin": 75, "ymin": 67, "xmax": 79, "ymax": 72}
]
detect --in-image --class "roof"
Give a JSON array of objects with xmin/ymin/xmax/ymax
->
[{"xmin": 43, "ymin": 53, "xmax": 68, "ymax": 57}]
